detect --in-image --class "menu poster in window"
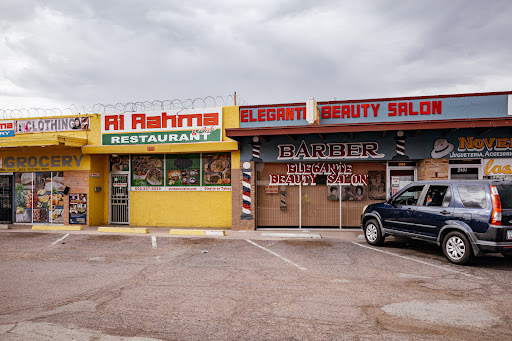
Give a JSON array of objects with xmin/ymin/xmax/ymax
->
[
  {"xmin": 202, "ymin": 153, "xmax": 231, "ymax": 191},
  {"xmin": 368, "ymin": 171, "xmax": 386, "ymax": 200},
  {"xmin": 69, "ymin": 193, "xmax": 87, "ymax": 224},
  {"xmin": 166, "ymin": 154, "xmax": 201, "ymax": 191},
  {"xmin": 111, "ymin": 155, "xmax": 130, "ymax": 171},
  {"xmin": 131, "ymin": 155, "xmax": 164, "ymax": 190}
]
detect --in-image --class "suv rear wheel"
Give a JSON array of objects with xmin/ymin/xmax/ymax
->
[
  {"xmin": 364, "ymin": 219, "xmax": 384, "ymax": 246},
  {"xmin": 442, "ymin": 231, "xmax": 472, "ymax": 265}
]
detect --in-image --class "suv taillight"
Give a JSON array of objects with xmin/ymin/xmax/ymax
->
[{"xmin": 490, "ymin": 186, "xmax": 502, "ymax": 225}]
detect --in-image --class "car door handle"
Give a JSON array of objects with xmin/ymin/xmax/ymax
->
[{"xmin": 440, "ymin": 210, "xmax": 451, "ymax": 215}]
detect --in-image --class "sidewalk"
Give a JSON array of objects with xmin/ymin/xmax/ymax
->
[{"xmin": 1, "ymin": 224, "xmax": 363, "ymax": 242}]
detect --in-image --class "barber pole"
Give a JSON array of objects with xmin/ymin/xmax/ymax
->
[
  {"xmin": 392, "ymin": 131, "xmax": 409, "ymax": 160},
  {"xmin": 280, "ymin": 187, "xmax": 287, "ymax": 211},
  {"xmin": 241, "ymin": 166, "xmax": 253, "ymax": 220},
  {"xmin": 251, "ymin": 136, "xmax": 262, "ymax": 162}
]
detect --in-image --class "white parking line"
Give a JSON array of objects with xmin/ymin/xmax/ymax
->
[
  {"xmin": 246, "ymin": 239, "xmax": 307, "ymax": 271},
  {"xmin": 52, "ymin": 234, "xmax": 70, "ymax": 245},
  {"xmin": 151, "ymin": 236, "xmax": 157, "ymax": 249},
  {"xmin": 352, "ymin": 242, "xmax": 484, "ymax": 280}
]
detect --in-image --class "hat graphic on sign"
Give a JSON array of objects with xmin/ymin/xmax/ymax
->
[{"xmin": 431, "ymin": 138, "xmax": 454, "ymax": 158}]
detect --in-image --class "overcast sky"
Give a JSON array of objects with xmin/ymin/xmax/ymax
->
[{"xmin": 1, "ymin": 0, "xmax": 511, "ymax": 112}]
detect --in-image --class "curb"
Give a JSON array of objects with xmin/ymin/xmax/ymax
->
[
  {"xmin": 32, "ymin": 225, "xmax": 84, "ymax": 231},
  {"xmin": 260, "ymin": 232, "xmax": 322, "ymax": 239},
  {"xmin": 169, "ymin": 229, "xmax": 226, "ymax": 236},
  {"xmin": 0, "ymin": 224, "xmax": 11, "ymax": 230},
  {"xmin": 98, "ymin": 227, "xmax": 149, "ymax": 234}
]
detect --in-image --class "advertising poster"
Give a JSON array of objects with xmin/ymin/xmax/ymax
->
[
  {"xmin": 166, "ymin": 154, "xmax": 201, "ymax": 191},
  {"xmin": 14, "ymin": 171, "xmax": 65, "ymax": 223},
  {"xmin": 202, "ymin": 153, "xmax": 231, "ymax": 191},
  {"xmin": 16, "ymin": 117, "xmax": 90, "ymax": 134},
  {"xmin": 69, "ymin": 194, "xmax": 87, "ymax": 224},
  {"xmin": 131, "ymin": 154, "xmax": 164, "ymax": 190},
  {"xmin": 368, "ymin": 171, "xmax": 386, "ymax": 200}
]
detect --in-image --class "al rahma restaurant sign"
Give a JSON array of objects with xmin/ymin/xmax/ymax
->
[{"xmin": 101, "ymin": 108, "xmax": 223, "ymax": 145}]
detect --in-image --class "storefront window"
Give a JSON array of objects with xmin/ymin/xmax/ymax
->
[
  {"xmin": 127, "ymin": 153, "xmax": 231, "ymax": 191},
  {"xmin": 203, "ymin": 153, "xmax": 231, "ymax": 189},
  {"xmin": 449, "ymin": 159, "xmax": 481, "ymax": 180},
  {"xmin": 131, "ymin": 155, "xmax": 164, "ymax": 187},
  {"xmin": 15, "ymin": 171, "xmax": 65, "ymax": 224},
  {"xmin": 111, "ymin": 155, "xmax": 129, "ymax": 171},
  {"xmin": 167, "ymin": 154, "xmax": 201, "ymax": 189}
]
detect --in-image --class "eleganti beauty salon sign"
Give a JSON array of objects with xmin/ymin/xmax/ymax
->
[
  {"xmin": 240, "ymin": 93, "xmax": 510, "ymax": 128},
  {"xmin": 101, "ymin": 108, "xmax": 223, "ymax": 145}
]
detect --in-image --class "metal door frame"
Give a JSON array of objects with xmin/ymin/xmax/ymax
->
[
  {"xmin": 109, "ymin": 172, "xmax": 130, "ymax": 225},
  {"xmin": 386, "ymin": 163, "xmax": 417, "ymax": 200},
  {"xmin": 0, "ymin": 173, "xmax": 14, "ymax": 224}
]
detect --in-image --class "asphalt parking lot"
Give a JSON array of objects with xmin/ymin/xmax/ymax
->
[{"xmin": 1, "ymin": 229, "xmax": 512, "ymax": 340}]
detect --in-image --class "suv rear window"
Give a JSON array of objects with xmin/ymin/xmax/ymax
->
[
  {"xmin": 457, "ymin": 185, "xmax": 487, "ymax": 208},
  {"xmin": 495, "ymin": 184, "xmax": 512, "ymax": 209}
]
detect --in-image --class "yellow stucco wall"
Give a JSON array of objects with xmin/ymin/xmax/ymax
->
[
  {"xmin": 88, "ymin": 154, "xmax": 109, "ymax": 226},
  {"xmin": 129, "ymin": 190, "xmax": 232, "ymax": 227}
]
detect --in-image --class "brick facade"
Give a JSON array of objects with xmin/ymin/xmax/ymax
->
[
  {"xmin": 62, "ymin": 171, "xmax": 89, "ymax": 226},
  {"xmin": 231, "ymin": 162, "xmax": 256, "ymax": 230},
  {"xmin": 417, "ymin": 159, "xmax": 449, "ymax": 181}
]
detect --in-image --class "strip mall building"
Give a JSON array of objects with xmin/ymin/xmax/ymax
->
[
  {"xmin": 0, "ymin": 107, "xmax": 240, "ymax": 228},
  {"xmin": 227, "ymin": 91, "xmax": 512, "ymax": 229},
  {"xmin": 0, "ymin": 91, "xmax": 511, "ymax": 230}
]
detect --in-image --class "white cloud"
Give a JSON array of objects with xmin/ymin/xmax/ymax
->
[{"xmin": 0, "ymin": 0, "xmax": 511, "ymax": 111}]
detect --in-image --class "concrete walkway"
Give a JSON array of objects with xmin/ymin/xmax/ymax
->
[{"xmin": 1, "ymin": 224, "xmax": 363, "ymax": 242}]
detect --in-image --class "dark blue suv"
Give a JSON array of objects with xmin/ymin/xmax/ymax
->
[{"xmin": 361, "ymin": 180, "xmax": 512, "ymax": 265}]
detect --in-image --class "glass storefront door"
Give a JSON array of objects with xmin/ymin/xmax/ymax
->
[{"xmin": 387, "ymin": 162, "xmax": 417, "ymax": 199}]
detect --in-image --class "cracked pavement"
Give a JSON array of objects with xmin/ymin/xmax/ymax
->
[{"xmin": 1, "ymin": 231, "xmax": 512, "ymax": 340}]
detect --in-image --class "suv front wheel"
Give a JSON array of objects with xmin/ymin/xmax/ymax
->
[
  {"xmin": 364, "ymin": 219, "xmax": 385, "ymax": 246},
  {"xmin": 442, "ymin": 231, "xmax": 472, "ymax": 265}
]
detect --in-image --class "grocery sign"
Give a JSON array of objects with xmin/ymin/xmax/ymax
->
[{"xmin": 101, "ymin": 108, "xmax": 223, "ymax": 145}]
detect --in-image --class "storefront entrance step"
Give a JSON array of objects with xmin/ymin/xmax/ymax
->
[
  {"xmin": 32, "ymin": 225, "xmax": 84, "ymax": 231},
  {"xmin": 260, "ymin": 232, "xmax": 322, "ymax": 239},
  {"xmin": 0, "ymin": 225, "xmax": 11, "ymax": 230},
  {"xmin": 169, "ymin": 229, "xmax": 226, "ymax": 236},
  {"xmin": 98, "ymin": 227, "xmax": 149, "ymax": 234}
]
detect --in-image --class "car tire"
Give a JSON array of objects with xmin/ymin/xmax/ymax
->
[
  {"xmin": 364, "ymin": 219, "xmax": 384, "ymax": 246},
  {"xmin": 442, "ymin": 231, "xmax": 472, "ymax": 265}
]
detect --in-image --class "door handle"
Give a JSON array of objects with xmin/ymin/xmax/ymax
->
[
  {"xmin": 407, "ymin": 208, "xmax": 414, "ymax": 211},
  {"xmin": 440, "ymin": 210, "xmax": 450, "ymax": 215}
]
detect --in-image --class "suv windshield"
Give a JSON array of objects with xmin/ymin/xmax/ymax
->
[{"xmin": 495, "ymin": 184, "xmax": 512, "ymax": 209}]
